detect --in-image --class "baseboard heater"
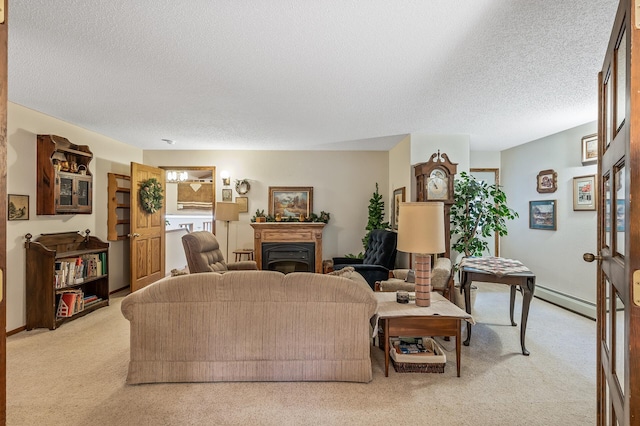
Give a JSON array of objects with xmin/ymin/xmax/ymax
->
[{"xmin": 534, "ymin": 285, "xmax": 595, "ymax": 320}]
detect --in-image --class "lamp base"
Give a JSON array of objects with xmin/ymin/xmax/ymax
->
[{"xmin": 414, "ymin": 253, "xmax": 432, "ymax": 307}]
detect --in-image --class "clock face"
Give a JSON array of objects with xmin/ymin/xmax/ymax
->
[
  {"xmin": 426, "ymin": 168, "xmax": 449, "ymax": 200},
  {"xmin": 430, "ymin": 168, "xmax": 446, "ymax": 179}
]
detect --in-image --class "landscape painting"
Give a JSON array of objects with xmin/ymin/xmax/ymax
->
[
  {"xmin": 529, "ymin": 200, "xmax": 556, "ymax": 230},
  {"xmin": 268, "ymin": 186, "xmax": 313, "ymax": 218},
  {"xmin": 8, "ymin": 194, "xmax": 29, "ymax": 221}
]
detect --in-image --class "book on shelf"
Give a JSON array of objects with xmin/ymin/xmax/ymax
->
[
  {"xmin": 56, "ymin": 289, "xmax": 84, "ymax": 318},
  {"xmin": 54, "ymin": 253, "xmax": 107, "ymax": 288},
  {"xmin": 83, "ymin": 296, "xmax": 103, "ymax": 308}
]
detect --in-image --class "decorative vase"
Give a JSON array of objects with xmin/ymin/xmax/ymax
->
[{"xmin": 256, "ymin": 217, "xmax": 266, "ymax": 223}]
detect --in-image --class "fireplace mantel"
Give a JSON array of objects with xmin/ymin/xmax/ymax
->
[{"xmin": 250, "ymin": 222, "xmax": 325, "ymax": 273}]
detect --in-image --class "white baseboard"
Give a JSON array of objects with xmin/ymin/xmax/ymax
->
[{"xmin": 534, "ymin": 285, "xmax": 596, "ymax": 320}]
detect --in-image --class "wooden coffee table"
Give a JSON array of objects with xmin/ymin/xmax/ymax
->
[{"xmin": 373, "ymin": 292, "xmax": 474, "ymax": 377}]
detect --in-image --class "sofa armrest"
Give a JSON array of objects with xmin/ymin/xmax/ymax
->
[
  {"xmin": 332, "ymin": 257, "xmax": 364, "ymax": 266},
  {"xmin": 227, "ymin": 261, "xmax": 259, "ymax": 270},
  {"xmin": 432, "ymin": 257, "xmax": 453, "ymax": 290},
  {"xmin": 391, "ymin": 269, "xmax": 410, "ymax": 280}
]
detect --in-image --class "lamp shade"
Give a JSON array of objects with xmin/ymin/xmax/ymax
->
[
  {"xmin": 215, "ymin": 202, "xmax": 239, "ymax": 222},
  {"xmin": 397, "ymin": 202, "xmax": 445, "ymax": 254}
]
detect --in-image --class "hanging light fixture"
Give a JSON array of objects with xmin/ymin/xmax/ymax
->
[{"xmin": 167, "ymin": 170, "xmax": 189, "ymax": 182}]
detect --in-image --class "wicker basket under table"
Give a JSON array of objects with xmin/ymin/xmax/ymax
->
[{"xmin": 389, "ymin": 337, "xmax": 447, "ymax": 373}]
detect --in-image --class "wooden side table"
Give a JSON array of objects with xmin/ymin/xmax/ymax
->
[
  {"xmin": 233, "ymin": 249, "xmax": 254, "ymax": 262},
  {"xmin": 373, "ymin": 292, "xmax": 474, "ymax": 377},
  {"xmin": 461, "ymin": 265, "xmax": 536, "ymax": 355}
]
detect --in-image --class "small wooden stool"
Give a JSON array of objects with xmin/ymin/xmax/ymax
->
[{"xmin": 233, "ymin": 249, "xmax": 255, "ymax": 262}]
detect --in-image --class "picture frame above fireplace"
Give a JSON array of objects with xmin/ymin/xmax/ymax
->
[{"xmin": 268, "ymin": 186, "xmax": 313, "ymax": 218}]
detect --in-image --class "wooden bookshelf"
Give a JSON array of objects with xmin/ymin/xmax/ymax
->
[
  {"xmin": 25, "ymin": 230, "xmax": 109, "ymax": 330},
  {"xmin": 107, "ymin": 173, "xmax": 131, "ymax": 241}
]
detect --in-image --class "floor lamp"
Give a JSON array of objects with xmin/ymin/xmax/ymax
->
[
  {"xmin": 397, "ymin": 202, "xmax": 445, "ymax": 307},
  {"xmin": 215, "ymin": 201, "xmax": 239, "ymax": 261}
]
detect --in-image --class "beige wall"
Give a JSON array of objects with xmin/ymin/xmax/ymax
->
[
  {"xmin": 470, "ymin": 150, "xmax": 501, "ymax": 169},
  {"xmin": 143, "ymin": 150, "xmax": 389, "ymax": 263},
  {"xmin": 6, "ymin": 103, "xmax": 143, "ymax": 331},
  {"xmin": 388, "ymin": 135, "xmax": 412, "ymax": 268},
  {"xmin": 501, "ymin": 121, "xmax": 598, "ymax": 318}
]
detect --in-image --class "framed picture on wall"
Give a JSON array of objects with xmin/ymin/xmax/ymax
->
[
  {"xmin": 8, "ymin": 194, "xmax": 29, "ymax": 221},
  {"xmin": 235, "ymin": 196, "xmax": 248, "ymax": 213},
  {"xmin": 268, "ymin": 186, "xmax": 313, "ymax": 218},
  {"xmin": 222, "ymin": 188, "xmax": 232, "ymax": 202},
  {"xmin": 391, "ymin": 187, "xmax": 405, "ymax": 230},
  {"xmin": 573, "ymin": 175, "xmax": 596, "ymax": 211},
  {"xmin": 529, "ymin": 200, "xmax": 557, "ymax": 230},
  {"xmin": 581, "ymin": 134, "xmax": 598, "ymax": 165},
  {"xmin": 536, "ymin": 169, "xmax": 557, "ymax": 193}
]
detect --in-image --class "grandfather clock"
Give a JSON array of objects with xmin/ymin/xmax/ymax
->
[{"xmin": 413, "ymin": 150, "xmax": 458, "ymax": 259}]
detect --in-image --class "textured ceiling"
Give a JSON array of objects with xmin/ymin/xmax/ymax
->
[{"xmin": 8, "ymin": 1, "xmax": 618, "ymax": 151}]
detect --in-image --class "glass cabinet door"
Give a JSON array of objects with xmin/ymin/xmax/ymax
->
[
  {"xmin": 57, "ymin": 175, "xmax": 74, "ymax": 208},
  {"xmin": 55, "ymin": 172, "xmax": 92, "ymax": 213},
  {"xmin": 74, "ymin": 176, "xmax": 92, "ymax": 212},
  {"xmin": 77, "ymin": 179, "xmax": 89, "ymax": 206}
]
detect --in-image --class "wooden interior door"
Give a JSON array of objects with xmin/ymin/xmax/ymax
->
[
  {"xmin": 0, "ymin": 0, "xmax": 7, "ymax": 422},
  {"xmin": 130, "ymin": 163, "xmax": 165, "ymax": 292},
  {"xmin": 585, "ymin": 1, "xmax": 640, "ymax": 423}
]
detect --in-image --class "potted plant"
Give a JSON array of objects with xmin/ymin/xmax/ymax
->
[
  {"xmin": 362, "ymin": 182, "xmax": 390, "ymax": 251},
  {"xmin": 450, "ymin": 171, "xmax": 518, "ymax": 259},
  {"xmin": 251, "ymin": 209, "xmax": 266, "ymax": 223}
]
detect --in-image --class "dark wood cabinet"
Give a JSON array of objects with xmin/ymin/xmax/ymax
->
[
  {"xmin": 37, "ymin": 134, "xmax": 93, "ymax": 215},
  {"xmin": 25, "ymin": 230, "xmax": 109, "ymax": 330}
]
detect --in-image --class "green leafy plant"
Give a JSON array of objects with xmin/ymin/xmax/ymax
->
[
  {"xmin": 344, "ymin": 252, "xmax": 364, "ymax": 259},
  {"xmin": 362, "ymin": 183, "xmax": 390, "ymax": 251},
  {"xmin": 450, "ymin": 171, "xmax": 518, "ymax": 257},
  {"xmin": 251, "ymin": 209, "xmax": 331, "ymax": 223},
  {"xmin": 250, "ymin": 209, "xmax": 266, "ymax": 222}
]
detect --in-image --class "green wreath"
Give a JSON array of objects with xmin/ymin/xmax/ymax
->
[{"xmin": 139, "ymin": 178, "xmax": 164, "ymax": 213}]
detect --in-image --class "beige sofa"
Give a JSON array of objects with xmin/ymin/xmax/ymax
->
[{"xmin": 121, "ymin": 270, "xmax": 377, "ymax": 384}]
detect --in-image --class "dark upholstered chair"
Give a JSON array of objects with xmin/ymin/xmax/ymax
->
[
  {"xmin": 182, "ymin": 231, "xmax": 258, "ymax": 273},
  {"xmin": 332, "ymin": 229, "xmax": 397, "ymax": 290}
]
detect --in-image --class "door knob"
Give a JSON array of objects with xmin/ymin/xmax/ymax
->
[
  {"xmin": 583, "ymin": 252, "xmax": 603, "ymax": 262},
  {"xmin": 127, "ymin": 233, "xmax": 141, "ymax": 238}
]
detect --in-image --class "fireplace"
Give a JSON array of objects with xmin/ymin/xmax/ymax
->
[
  {"xmin": 250, "ymin": 222, "xmax": 326, "ymax": 273},
  {"xmin": 262, "ymin": 242, "xmax": 315, "ymax": 273}
]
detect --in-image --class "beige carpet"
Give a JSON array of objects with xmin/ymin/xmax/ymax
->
[{"xmin": 7, "ymin": 283, "xmax": 596, "ymax": 426}]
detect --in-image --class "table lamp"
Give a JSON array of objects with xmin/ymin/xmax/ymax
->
[
  {"xmin": 397, "ymin": 202, "xmax": 445, "ymax": 307},
  {"xmin": 215, "ymin": 201, "xmax": 239, "ymax": 260}
]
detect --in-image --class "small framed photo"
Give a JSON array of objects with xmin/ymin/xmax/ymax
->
[
  {"xmin": 236, "ymin": 196, "xmax": 248, "ymax": 213},
  {"xmin": 581, "ymin": 134, "xmax": 598, "ymax": 165},
  {"xmin": 8, "ymin": 194, "xmax": 29, "ymax": 221},
  {"xmin": 391, "ymin": 187, "xmax": 405, "ymax": 230},
  {"xmin": 222, "ymin": 188, "xmax": 232, "ymax": 202},
  {"xmin": 573, "ymin": 175, "xmax": 597, "ymax": 211},
  {"xmin": 529, "ymin": 200, "xmax": 557, "ymax": 230},
  {"xmin": 536, "ymin": 169, "xmax": 557, "ymax": 193},
  {"xmin": 268, "ymin": 186, "xmax": 313, "ymax": 218}
]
